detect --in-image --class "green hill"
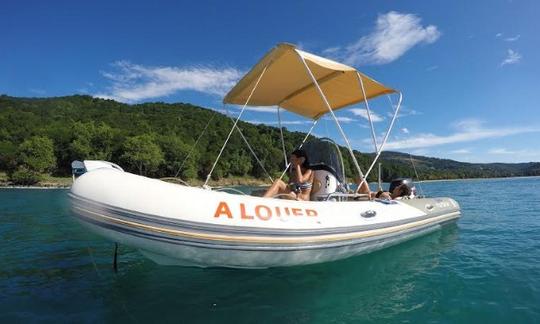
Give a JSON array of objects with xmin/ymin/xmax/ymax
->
[
  {"xmin": 0, "ymin": 94, "xmax": 538, "ymax": 185},
  {"xmin": 377, "ymin": 151, "xmax": 540, "ymax": 180}
]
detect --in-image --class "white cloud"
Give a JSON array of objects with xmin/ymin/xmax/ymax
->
[
  {"xmin": 411, "ymin": 149, "xmax": 429, "ymax": 156},
  {"xmin": 245, "ymin": 120, "xmax": 310, "ymax": 126},
  {"xmin": 451, "ymin": 118, "xmax": 483, "ymax": 131},
  {"xmin": 474, "ymin": 146, "xmax": 540, "ymax": 163},
  {"xmin": 500, "ymin": 49, "xmax": 522, "ymax": 66},
  {"xmin": 95, "ymin": 61, "xmax": 243, "ymax": 103},
  {"xmin": 504, "ymin": 34, "xmax": 520, "ymax": 42},
  {"xmin": 324, "ymin": 11, "xmax": 441, "ymax": 65},
  {"xmin": 212, "ymin": 108, "xmax": 234, "ymax": 115},
  {"xmin": 386, "ymin": 106, "xmax": 421, "ymax": 118},
  {"xmin": 401, "ymin": 128, "xmax": 410, "ymax": 134},
  {"xmin": 216, "ymin": 106, "xmax": 279, "ymax": 116},
  {"xmin": 322, "ymin": 46, "xmax": 341, "ymax": 56},
  {"xmin": 382, "ymin": 119, "xmax": 540, "ymax": 150},
  {"xmin": 29, "ymin": 88, "xmax": 46, "ymax": 95},
  {"xmin": 322, "ymin": 116, "xmax": 357, "ymax": 123},
  {"xmin": 449, "ymin": 149, "xmax": 470, "ymax": 154},
  {"xmin": 495, "ymin": 33, "xmax": 503, "ymax": 38},
  {"xmin": 488, "ymin": 148, "xmax": 516, "ymax": 154},
  {"xmin": 240, "ymin": 106, "xmax": 279, "ymax": 113},
  {"xmin": 350, "ymin": 108, "xmax": 384, "ymax": 122}
]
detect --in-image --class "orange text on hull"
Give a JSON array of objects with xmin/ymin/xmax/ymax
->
[{"xmin": 214, "ymin": 201, "xmax": 318, "ymax": 220}]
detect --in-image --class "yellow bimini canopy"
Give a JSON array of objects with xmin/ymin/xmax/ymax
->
[{"xmin": 223, "ymin": 43, "xmax": 396, "ymax": 120}]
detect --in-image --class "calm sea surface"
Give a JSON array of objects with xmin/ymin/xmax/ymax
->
[{"xmin": 1, "ymin": 177, "xmax": 539, "ymax": 323}]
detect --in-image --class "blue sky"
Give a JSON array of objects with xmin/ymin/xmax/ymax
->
[{"xmin": 2, "ymin": 0, "xmax": 539, "ymax": 163}]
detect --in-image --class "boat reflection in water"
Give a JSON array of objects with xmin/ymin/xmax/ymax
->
[{"xmin": 97, "ymin": 225, "xmax": 460, "ymax": 322}]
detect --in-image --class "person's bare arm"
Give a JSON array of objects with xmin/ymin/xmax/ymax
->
[
  {"xmin": 293, "ymin": 164, "xmax": 303, "ymax": 183},
  {"xmin": 297, "ymin": 168, "xmax": 312, "ymax": 183}
]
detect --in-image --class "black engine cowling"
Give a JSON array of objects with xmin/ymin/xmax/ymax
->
[{"xmin": 388, "ymin": 178, "xmax": 414, "ymax": 195}]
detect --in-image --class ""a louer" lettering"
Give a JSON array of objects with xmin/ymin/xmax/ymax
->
[{"xmin": 214, "ymin": 201, "xmax": 318, "ymax": 221}]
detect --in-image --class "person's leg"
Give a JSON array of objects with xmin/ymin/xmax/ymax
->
[
  {"xmin": 356, "ymin": 177, "xmax": 371, "ymax": 195},
  {"xmin": 379, "ymin": 192, "xmax": 392, "ymax": 200},
  {"xmin": 263, "ymin": 179, "xmax": 289, "ymax": 198},
  {"xmin": 283, "ymin": 192, "xmax": 298, "ymax": 200},
  {"xmin": 297, "ymin": 190, "xmax": 311, "ymax": 201}
]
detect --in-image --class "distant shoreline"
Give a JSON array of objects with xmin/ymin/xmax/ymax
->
[
  {"xmin": 1, "ymin": 175, "xmax": 538, "ymax": 190},
  {"xmin": 0, "ymin": 185, "xmax": 69, "ymax": 190},
  {"xmin": 0, "ymin": 175, "xmax": 269, "ymax": 189},
  {"xmin": 416, "ymin": 175, "xmax": 540, "ymax": 183}
]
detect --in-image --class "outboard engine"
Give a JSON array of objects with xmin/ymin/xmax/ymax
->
[
  {"xmin": 388, "ymin": 178, "xmax": 416, "ymax": 197},
  {"xmin": 311, "ymin": 169, "xmax": 340, "ymax": 201}
]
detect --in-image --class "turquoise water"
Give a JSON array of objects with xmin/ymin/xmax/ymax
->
[{"xmin": 1, "ymin": 177, "xmax": 539, "ymax": 323}]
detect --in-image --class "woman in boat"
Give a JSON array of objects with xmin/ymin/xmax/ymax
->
[
  {"xmin": 263, "ymin": 149, "xmax": 314, "ymax": 200},
  {"xmin": 357, "ymin": 178, "xmax": 411, "ymax": 200}
]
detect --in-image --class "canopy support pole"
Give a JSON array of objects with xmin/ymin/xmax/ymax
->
[
  {"xmin": 294, "ymin": 49, "xmax": 365, "ymax": 180},
  {"xmin": 277, "ymin": 119, "xmax": 318, "ymax": 181},
  {"xmin": 355, "ymin": 92, "xmax": 403, "ymax": 194},
  {"xmin": 277, "ymin": 106, "xmax": 288, "ymax": 169},
  {"xmin": 356, "ymin": 72, "xmax": 378, "ymax": 152},
  {"xmin": 377, "ymin": 162, "xmax": 382, "ymax": 191},
  {"xmin": 204, "ymin": 65, "xmax": 269, "ymax": 188}
]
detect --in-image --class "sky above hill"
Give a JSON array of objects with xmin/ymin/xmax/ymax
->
[{"xmin": 2, "ymin": 0, "xmax": 539, "ymax": 163}]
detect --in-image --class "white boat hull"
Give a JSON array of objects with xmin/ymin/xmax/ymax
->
[{"xmin": 70, "ymin": 168, "xmax": 460, "ymax": 268}]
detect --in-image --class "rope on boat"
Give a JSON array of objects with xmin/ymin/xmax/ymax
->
[
  {"xmin": 409, "ymin": 153, "xmax": 425, "ymax": 196},
  {"xmin": 224, "ymin": 105, "xmax": 274, "ymax": 183},
  {"xmin": 160, "ymin": 177, "xmax": 191, "ymax": 187},
  {"xmin": 84, "ymin": 241, "xmax": 137, "ymax": 321},
  {"xmin": 174, "ymin": 113, "xmax": 216, "ymax": 178},
  {"xmin": 86, "ymin": 247, "xmax": 103, "ymax": 278},
  {"xmin": 385, "ymin": 94, "xmax": 426, "ymax": 197},
  {"xmin": 204, "ymin": 64, "xmax": 269, "ymax": 187},
  {"xmin": 357, "ymin": 72, "xmax": 379, "ymax": 153}
]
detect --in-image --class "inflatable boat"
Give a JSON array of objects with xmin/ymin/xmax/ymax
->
[{"xmin": 70, "ymin": 43, "xmax": 460, "ymax": 268}]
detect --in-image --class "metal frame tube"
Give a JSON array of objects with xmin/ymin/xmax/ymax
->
[
  {"xmin": 277, "ymin": 106, "xmax": 288, "ymax": 169},
  {"xmin": 356, "ymin": 72, "xmax": 379, "ymax": 152},
  {"xmin": 355, "ymin": 92, "xmax": 403, "ymax": 193},
  {"xmin": 295, "ymin": 49, "xmax": 365, "ymax": 179}
]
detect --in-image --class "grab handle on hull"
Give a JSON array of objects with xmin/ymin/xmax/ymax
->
[{"xmin": 361, "ymin": 210, "xmax": 377, "ymax": 218}]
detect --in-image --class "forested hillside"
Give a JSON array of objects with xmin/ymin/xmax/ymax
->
[{"xmin": 0, "ymin": 95, "xmax": 538, "ymax": 185}]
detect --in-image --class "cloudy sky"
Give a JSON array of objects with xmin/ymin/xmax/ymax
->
[{"xmin": 2, "ymin": 0, "xmax": 539, "ymax": 163}]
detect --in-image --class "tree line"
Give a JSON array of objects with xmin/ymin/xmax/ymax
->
[{"xmin": 0, "ymin": 95, "xmax": 538, "ymax": 185}]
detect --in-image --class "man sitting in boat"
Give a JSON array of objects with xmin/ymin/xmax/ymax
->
[
  {"xmin": 263, "ymin": 149, "xmax": 314, "ymax": 200},
  {"xmin": 357, "ymin": 178, "xmax": 411, "ymax": 200}
]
